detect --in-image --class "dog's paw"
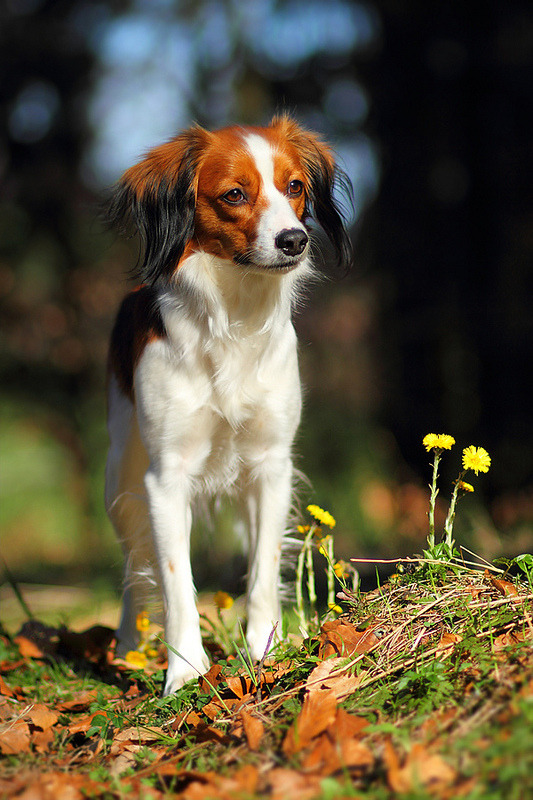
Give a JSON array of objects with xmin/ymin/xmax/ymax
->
[{"xmin": 163, "ymin": 650, "xmax": 210, "ymax": 695}]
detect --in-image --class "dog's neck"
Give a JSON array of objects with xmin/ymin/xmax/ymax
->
[{"xmin": 159, "ymin": 250, "xmax": 313, "ymax": 342}]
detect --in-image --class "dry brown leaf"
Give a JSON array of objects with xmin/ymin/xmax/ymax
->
[
  {"xmin": 330, "ymin": 706, "xmax": 369, "ymax": 739},
  {"xmin": 303, "ymin": 729, "xmax": 374, "ymax": 776},
  {"xmin": 15, "ymin": 771, "xmax": 86, "ymax": 800},
  {"xmin": 0, "ymin": 719, "xmax": 31, "ymax": 754},
  {"xmin": 25, "ymin": 703, "xmax": 59, "ymax": 730},
  {"xmin": 240, "ymin": 709, "xmax": 263, "ymax": 751},
  {"xmin": 385, "ymin": 740, "xmax": 456, "ymax": 793},
  {"xmin": 111, "ymin": 725, "xmax": 165, "ymax": 750},
  {"xmin": 56, "ymin": 689, "xmax": 99, "ymax": 713},
  {"xmin": 318, "ymin": 619, "xmax": 382, "ymax": 659},
  {"xmin": 198, "ymin": 663, "xmax": 224, "ymax": 692},
  {"xmin": 486, "ymin": 571, "xmax": 519, "ymax": 598},
  {"xmin": 282, "ymin": 689, "xmax": 337, "ymax": 755},
  {"xmin": 109, "ymin": 748, "xmax": 139, "ymax": 777},
  {"xmin": 0, "ymin": 675, "xmax": 14, "ymax": 698},
  {"xmin": 269, "ymin": 768, "xmax": 322, "ymax": 800},
  {"xmin": 66, "ymin": 710, "xmax": 108, "ymax": 736},
  {"xmin": 14, "ymin": 635, "xmax": 47, "ymax": 660},
  {"xmin": 435, "ymin": 630, "xmax": 463, "ymax": 661},
  {"xmin": 32, "ymin": 727, "xmax": 55, "ymax": 754},
  {"xmin": 305, "ymin": 657, "xmax": 362, "ymax": 701},
  {"xmin": 185, "ymin": 764, "xmax": 259, "ymax": 799},
  {"xmin": 225, "ymin": 674, "xmax": 254, "ymax": 699}
]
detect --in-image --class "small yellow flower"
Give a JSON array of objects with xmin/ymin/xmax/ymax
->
[
  {"xmin": 423, "ymin": 433, "xmax": 456, "ymax": 452},
  {"xmin": 307, "ymin": 504, "xmax": 336, "ymax": 528},
  {"xmin": 136, "ymin": 612, "xmax": 150, "ymax": 632},
  {"xmin": 328, "ymin": 603, "xmax": 343, "ymax": 615},
  {"xmin": 125, "ymin": 650, "xmax": 147, "ymax": 669},
  {"xmin": 214, "ymin": 591, "xmax": 234, "ymax": 610},
  {"xmin": 457, "ymin": 481, "xmax": 474, "ymax": 493},
  {"xmin": 462, "ymin": 446, "xmax": 491, "ymax": 475},
  {"xmin": 333, "ymin": 560, "xmax": 351, "ymax": 579},
  {"xmin": 297, "ymin": 524, "xmax": 310, "ymax": 534}
]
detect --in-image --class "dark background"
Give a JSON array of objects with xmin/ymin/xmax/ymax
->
[{"xmin": 1, "ymin": 0, "xmax": 532, "ymax": 594}]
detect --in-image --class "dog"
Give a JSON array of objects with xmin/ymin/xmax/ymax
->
[{"xmin": 105, "ymin": 114, "xmax": 352, "ymax": 694}]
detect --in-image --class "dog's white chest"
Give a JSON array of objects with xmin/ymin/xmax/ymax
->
[{"xmin": 135, "ymin": 312, "xmax": 300, "ymax": 494}]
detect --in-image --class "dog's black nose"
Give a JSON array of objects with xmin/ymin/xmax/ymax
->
[{"xmin": 275, "ymin": 228, "xmax": 309, "ymax": 257}]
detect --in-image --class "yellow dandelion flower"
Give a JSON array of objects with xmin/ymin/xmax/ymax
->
[
  {"xmin": 307, "ymin": 504, "xmax": 336, "ymax": 528},
  {"xmin": 457, "ymin": 481, "xmax": 474, "ymax": 493},
  {"xmin": 136, "ymin": 612, "xmax": 150, "ymax": 632},
  {"xmin": 328, "ymin": 603, "xmax": 343, "ymax": 615},
  {"xmin": 125, "ymin": 651, "xmax": 147, "ymax": 669},
  {"xmin": 297, "ymin": 524, "xmax": 310, "ymax": 534},
  {"xmin": 462, "ymin": 446, "xmax": 491, "ymax": 475},
  {"xmin": 214, "ymin": 590, "xmax": 234, "ymax": 610},
  {"xmin": 423, "ymin": 433, "xmax": 456, "ymax": 452}
]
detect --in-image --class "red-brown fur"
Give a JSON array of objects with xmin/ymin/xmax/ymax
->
[{"xmin": 108, "ymin": 284, "xmax": 166, "ymax": 401}]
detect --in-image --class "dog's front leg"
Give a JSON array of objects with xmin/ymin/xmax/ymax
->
[
  {"xmin": 245, "ymin": 455, "xmax": 293, "ymax": 661},
  {"xmin": 144, "ymin": 466, "xmax": 209, "ymax": 694}
]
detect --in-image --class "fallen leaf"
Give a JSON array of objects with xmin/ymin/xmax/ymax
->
[
  {"xmin": 282, "ymin": 689, "xmax": 337, "ymax": 755},
  {"xmin": 111, "ymin": 725, "xmax": 165, "ymax": 749},
  {"xmin": 318, "ymin": 619, "xmax": 383, "ymax": 659},
  {"xmin": 14, "ymin": 635, "xmax": 48, "ymax": 660},
  {"xmin": 56, "ymin": 689, "xmax": 99, "ymax": 712},
  {"xmin": 305, "ymin": 657, "xmax": 362, "ymax": 701},
  {"xmin": 0, "ymin": 675, "xmax": 14, "ymax": 698},
  {"xmin": 184, "ymin": 764, "xmax": 259, "ymax": 799},
  {"xmin": 269, "ymin": 768, "xmax": 322, "ymax": 800},
  {"xmin": 14, "ymin": 771, "xmax": 86, "ymax": 800},
  {"xmin": 385, "ymin": 740, "xmax": 456, "ymax": 793},
  {"xmin": 15, "ymin": 620, "xmax": 59, "ymax": 658},
  {"xmin": 303, "ymin": 730, "xmax": 374, "ymax": 775},
  {"xmin": 330, "ymin": 707, "xmax": 369, "ymax": 739},
  {"xmin": 240, "ymin": 710, "xmax": 263, "ymax": 751},
  {"xmin": 0, "ymin": 719, "xmax": 31, "ymax": 754},
  {"xmin": 66, "ymin": 710, "xmax": 108, "ymax": 736},
  {"xmin": 486, "ymin": 571, "xmax": 519, "ymax": 598},
  {"xmin": 226, "ymin": 674, "xmax": 254, "ymax": 699},
  {"xmin": 435, "ymin": 630, "xmax": 463, "ymax": 661},
  {"xmin": 198, "ymin": 663, "xmax": 224, "ymax": 692},
  {"xmin": 32, "ymin": 727, "xmax": 55, "ymax": 754},
  {"xmin": 109, "ymin": 748, "xmax": 139, "ymax": 777},
  {"xmin": 25, "ymin": 703, "xmax": 59, "ymax": 730}
]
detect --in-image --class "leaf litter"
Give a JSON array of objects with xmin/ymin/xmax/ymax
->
[{"xmin": 1, "ymin": 561, "xmax": 533, "ymax": 799}]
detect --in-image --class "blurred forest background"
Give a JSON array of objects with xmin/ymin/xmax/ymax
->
[{"xmin": 1, "ymin": 0, "xmax": 532, "ymax": 619}]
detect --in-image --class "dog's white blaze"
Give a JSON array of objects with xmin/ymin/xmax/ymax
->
[{"xmin": 244, "ymin": 133, "xmax": 307, "ymax": 264}]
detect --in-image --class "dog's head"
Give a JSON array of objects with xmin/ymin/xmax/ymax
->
[{"xmin": 108, "ymin": 115, "xmax": 353, "ymax": 283}]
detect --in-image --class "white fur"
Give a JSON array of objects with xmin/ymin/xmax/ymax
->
[
  {"xmin": 244, "ymin": 133, "xmax": 309, "ymax": 267},
  {"xmin": 107, "ymin": 132, "xmax": 315, "ymax": 694}
]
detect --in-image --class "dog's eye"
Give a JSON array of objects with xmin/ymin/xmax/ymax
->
[
  {"xmin": 222, "ymin": 188, "xmax": 245, "ymax": 204},
  {"xmin": 288, "ymin": 180, "xmax": 304, "ymax": 197}
]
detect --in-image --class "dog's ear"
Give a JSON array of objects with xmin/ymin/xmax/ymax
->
[
  {"xmin": 271, "ymin": 116, "xmax": 354, "ymax": 273},
  {"xmin": 106, "ymin": 127, "xmax": 210, "ymax": 283}
]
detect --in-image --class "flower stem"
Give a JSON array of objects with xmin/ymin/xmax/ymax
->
[
  {"xmin": 296, "ymin": 526, "xmax": 315, "ymax": 637},
  {"xmin": 444, "ymin": 472, "xmax": 464, "ymax": 549},
  {"xmin": 306, "ymin": 528, "xmax": 318, "ymax": 630},
  {"xmin": 427, "ymin": 451, "xmax": 441, "ymax": 547},
  {"xmin": 326, "ymin": 536, "xmax": 335, "ymax": 609}
]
